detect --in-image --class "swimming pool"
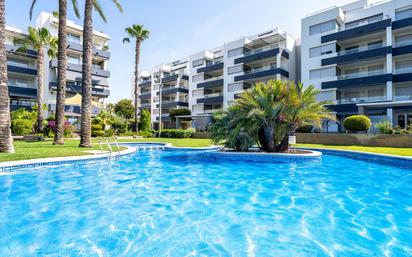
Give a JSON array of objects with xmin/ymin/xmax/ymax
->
[{"xmin": 0, "ymin": 144, "xmax": 411, "ymax": 256}]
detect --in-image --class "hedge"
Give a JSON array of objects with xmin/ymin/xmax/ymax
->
[
  {"xmin": 343, "ymin": 115, "xmax": 371, "ymax": 132},
  {"xmin": 159, "ymin": 129, "xmax": 194, "ymax": 138},
  {"xmin": 11, "ymin": 119, "xmax": 33, "ymax": 135}
]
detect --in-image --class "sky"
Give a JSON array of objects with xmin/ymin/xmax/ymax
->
[{"xmin": 6, "ymin": 0, "xmax": 357, "ymax": 103}]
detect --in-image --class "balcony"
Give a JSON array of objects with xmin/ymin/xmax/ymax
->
[
  {"xmin": 6, "ymin": 44, "xmax": 37, "ymax": 58},
  {"xmin": 322, "ymin": 44, "xmax": 391, "ymax": 66},
  {"xmin": 139, "ymin": 103, "xmax": 151, "ymax": 109},
  {"xmin": 156, "ymin": 100, "xmax": 188, "ymax": 108},
  {"xmin": 139, "ymin": 92, "xmax": 151, "ymax": 99},
  {"xmin": 157, "ymin": 85, "xmax": 189, "ymax": 96},
  {"xmin": 197, "ymin": 76, "xmax": 224, "ymax": 89},
  {"xmin": 392, "ymin": 39, "xmax": 412, "ymax": 56},
  {"xmin": 197, "ymin": 93, "xmax": 223, "ymax": 104},
  {"xmin": 337, "ymin": 96, "xmax": 386, "ymax": 104},
  {"xmin": 392, "ymin": 14, "xmax": 412, "ymax": 30},
  {"xmin": 49, "ymin": 82, "xmax": 110, "ymax": 97},
  {"xmin": 322, "ymin": 70, "xmax": 392, "ymax": 89},
  {"xmin": 234, "ymin": 43, "xmax": 288, "ymax": 65},
  {"xmin": 7, "ymin": 65, "xmax": 37, "ymax": 76},
  {"xmin": 197, "ymin": 61, "xmax": 224, "ymax": 73},
  {"xmin": 394, "ymin": 95, "xmax": 412, "ymax": 101},
  {"xmin": 49, "ymin": 59, "xmax": 110, "ymax": 78},
  {"xmin": 139, "ymin": 80, "xmax": 151, "ymax": 87},
  {"xmin": 321, "ymin": 19, "xmax": 391, "ymax": 44},
  {"xmin": 393, "ymin": 67, "xmax": 412, "ymax": 83},
  {"xmin": 67, "ymin": 41, "xmax": 110, "ymax": 59},
  {"xmin": 8, "ymin": 85, "xmax": 37, "ymax": 98},
  {"xmin": 234, "ymin": 66, "xmax": 289, "ymax": 82},
  {"xmin": 161, "ymin": 74, "xmax": 179, "ymax": 83}
]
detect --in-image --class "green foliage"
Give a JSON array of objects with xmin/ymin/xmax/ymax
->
[
  {"xmin": 123, "ymin": 24, "xmax": 150, "ymax": 43},
  {"xmin": 11, "ymin": 119, "xmax": 34, "ymax": 135},
  {"xmin": 139, "ymin": 109, "xmax": 151, "ymax": 131},
  {"xmin": 169, "ymin": 108, "xmax": 191, "ymax": 121},
  {"xmin": 343, "ymin": 115, "xmax": 371, "ymax": 132},
  {"xmin": 114, "ymin": 99, "xmax": 135, "ymax": 121},
  {"xmin": 138, "ymin": 130, "xmax": 155, "ymax": 138},
  {"xmin": 296, "ymin": 125, "xmax": 313, "ymax": 133},
  {"xmin": 111, "ymin": 116, "xmax": 128, "ymax": 134},
  {"xmin": 159, "ymin": 129, "xmax": 195, "ymax": 138},
  {"xmin": 210, "ymin": 80, "xmax": 333, "ymax": 152},
  {"xmin": 376, "ymin": 121, "xmax": 393, "ymax": 134},
  {"xmin": 91, "ymin": 124, "xmax": 104, "ymax": 137},
  {"xmin": 63, "ymin": 124, "xmax": 74, "ymax": 138}
]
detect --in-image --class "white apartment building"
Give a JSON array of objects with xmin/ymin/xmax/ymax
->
[
  {"xmin": 302, "ymin": 0, "xmax": 412, "ymax": 132},
  {"xmin": 138, "ymin": 28, "xmax": 297, "ymax": 130},
  {"xmin": 5, "ymin": 12, "xmax": 112, "ymax": 127}
]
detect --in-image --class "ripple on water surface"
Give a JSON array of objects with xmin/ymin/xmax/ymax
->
[{"xmin": 0, "ymin": 148, "xmax": 411, "ymax": 256}]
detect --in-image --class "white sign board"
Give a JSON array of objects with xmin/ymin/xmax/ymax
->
[{"xmin": 288, "ymin": 136, "xmax": 296, "ymax": 145}]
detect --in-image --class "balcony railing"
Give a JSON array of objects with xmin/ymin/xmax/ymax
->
[
  {"xmin": 340, "ymin": 17, "xmax": 384, "ymax": 31},
  {"xmin": 205, "ymin": 60, "xmax": 223, "ymax": 67},
  {"xmin": 243, "ymin": 43, "xmax": 286, "ymax": 56},
  {"xmin": 394, "ymin": 39, "xmax": 412, "ymax": 48},
  {"xmin": 204, "ymin": 109, "xmax": 220, "ymax": 114},
  {"xmin": 337, "ymin": 96, "xmax": 386, "ymax": 104},
  {"xmin": 201, "ymin": 75, "xmax": 223, "ymax": 83},
  {"xmin": 337, "ymin": 43, "xmax": 386, "ymax": 56},
  {"xmin": 202, "ymin": 92, "xmax": 222, "ymax": 98},
  {"xmin": 337, "ymin": 69, "xmax": 385, "ymax": 80},
  {"xmin": 394, "ymin": 67, "xmax": 412, "ymax": 75},
  {"xmin": 244, "ymin": 64, "xmax": 279, "ymax": 74},
  {"xmin": 394, "ymin": 95, "xmax": 412, "ymax": 101}
]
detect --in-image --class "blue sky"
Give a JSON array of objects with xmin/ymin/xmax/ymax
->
[{"xmin": 6, "ymin": 0, "xmax": 355, "ymax": 102}]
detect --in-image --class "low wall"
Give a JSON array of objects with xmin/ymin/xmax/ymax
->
[
  {"xmin": 192, "ymin": 132, "xmax": 211, "ymax": 139},
  {"xmin": 296, "ymin": 133, "xmax": 412, "ymax": 148}
]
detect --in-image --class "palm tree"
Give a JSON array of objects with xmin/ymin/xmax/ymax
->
[
  {"xmin": 30, "ymin": 0, "xmax": 80, "ymax": 145},
  {"xmin": 211, "ymin": 80, "xmax": 333, "ymax": 152},
  {"xmin": 79, "ymin": 0, "xmax": 122, "ymax": 148},
  {"xmin": 123, "ymin": 24, "xmax": 150, "ymax": 132},
  {"xmin": 17, "ymin": 27, "xmax": 57, "ymax": 133},
  {"xmin": 0, "ymin": 0, "xmax": 14, "ymax": 153}
]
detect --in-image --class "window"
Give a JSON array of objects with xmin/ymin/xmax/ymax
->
[
  {"xmin": 368, "ymin": 88, "xmax": 384, "ymax": 98},
  {"xmin": 368, "ymin": 40, "xmax": 383, "ymax": 49},
  {"xmin": 68, "ymin": 55, "xmax": 81, "ymax": 65},
  {"xmin": 344, "ymin": 45, "xmax": 359, "ymax": 54},
  {"xmin": 228, "ymin": 47, "xmax": 243, "ymax": 57},
  {"xmin": 67, "ymin": 33, "xmax": 81, "ymax": 44},
  {"xmin": 345, "ymin": 14, "xmax": 383, "ymax": 29},
  {"xmin": 192, "ymin": 89, "xmax": 203, "ymax": 97},
  {"xmin": 396, "ymin": 84, "xmax": 412, "ymax": 97},
  {"xmin": 396, "ymin": 6, "xmax": 412, "ymax": 20},
  {"xmin": 8, "ymin": 76, "xmax": 29, "ymax": 87},
  {"xmin": 309, "ymin": 20, "xmax": 338, "ymax": 35},
  {"xmin": 368, "ymin": 64, "xmax": 384, "ymax": 75},
  {"xmin": 192, "ymin": 104, "xmax": 204, "ymax": 113},
  {"xmin": 192, "ymin": 59, "xmax": 204, "ymax": 67},
  {"xmin": 228, "ymin": 65, "xmax": 243, "ymax": 75},
  {"xmin": 228, "ymin": 82, "xmax": 244, "ymax": 92},
  {"xmin": 309, "ymin": 67, "xmax": 335, "ymax": 80},
  {"xmin": 396, "ymin": 60, "xmax": 412, "ymax": 73},
  {"xmin": 309, "ymin": 44, "xmax": 335, "ymax": 58},
  {"xmin": 395, "ymin": 34, "xmax": 412, "ymax": 47},
  {"xmin": 192, "ymin": 74, "xmax": 203, "ymax": 82}
]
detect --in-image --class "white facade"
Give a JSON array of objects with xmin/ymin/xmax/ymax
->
[
  {"xmin": 302, "ymin": 0, "xmax": 412, "ymax": 132},
  {"xmin": 138, "ymin": 28, "xmax": 297, "ymax": 129}
]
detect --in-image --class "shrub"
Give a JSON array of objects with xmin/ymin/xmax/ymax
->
[
  {"xmin": 63, "ymin": 124, "xmax": 75, "ymax": 138},
  {"xmin": 343, "ymin": 115, "xmax": 371, "ymax": 132},
  {"xmin": 160, "ymin": 128, "xmax": 194, "ymax": 138},
  {"xmin": 169, "ymin": 108, "xmax": 191, "ymax": 122},
  {"xmin": 11, "ymin": 119, "xmax": 33, "ymax": 135},
  {"xmin": 139, "ymin": 109, "xmax": 151, "ymax": 131},
  {"xmin": 138, "ymin": 130, "xmax": 155, "ymax": 138},
  {"xmin": 104, "ymin": 129, "xmax": 115, "ymax": 137},
  {"xmin": 111, "ymin": 116, "xmax": 128, "ymax": 134},
  {"xmin": 91, "ymin": 124, "xmax": 104, "ymax": 137},
  {"xmin": 376, "ymin": 121, "xmax": 393, "ymax": 134},
  {"xmin": 296, "ymin": 125, "xmax": 313, "ymax": 133}
]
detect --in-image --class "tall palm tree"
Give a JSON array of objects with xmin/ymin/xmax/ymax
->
[
  {"xmin": 30, "ymin": 0, "xmax": 80, "ymax": 145},
  {"xmin": 17, "ymin": 27, "xmax": 57, "ymax": 133},
  {"xmin": 0, "ymin": 0, "xmax": 14, "ymax": 153},
  {"xmin": 79, "ymin": 0, "xmax": 122, "ymax": 148},
  {"xmin": 123, "ymin": 24, "xmax": 150, "ymax": 132}
]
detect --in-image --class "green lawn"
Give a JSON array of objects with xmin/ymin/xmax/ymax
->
[
  {"xmin": 0, "ymin": 138, "xmax": 213, "ymax": 163},
  {"xmin": 296, "ymin": 144, "xmax": 412, "ymax": 157}
]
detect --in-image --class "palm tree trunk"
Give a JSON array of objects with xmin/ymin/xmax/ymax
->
[
  {"xmin": 0, "ymin": 0, "xmax": 14, "ymax": 153},
  {"xmin": 258, "ymin": 126, "xmax": 276, "ymax": 152},
  {"xmin": 79, "ymin": 0, "xmax": 93, "ymax": 148},
  {"xmin": 133, "ymin": 39, "xmax": 140, "ymax": 132},
  {"xmin": 36, "ymin": 46, "xmax": 45, "ymax": 132},
  {"xmin": 54, "ymin": 0, "xmax": 67, "ymax": 145}
]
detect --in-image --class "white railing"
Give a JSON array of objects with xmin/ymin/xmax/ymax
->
[
  {"xmin": 337, "ymin": 43, "xmax": 385, "ymax": 56},
  {"xmin": 337, "ymin": 70, "xmax": 385, "ymax": 80},
  {"xmin": 337, "ymin": 96, "xmax": 386, "ymax": 104},
  {"xmin": 202, "ymin": 92, "xmax": 222, "ymax": 98},
  {"xmin": 394, "ymin": 67, "xmax": 412, "ymax": 75},
  {"xmin": 243, "ymin": 43, "xmax": 286, "ymax": 56},
  {"xmin": 394, "ymin": 39, "xmax": 412, "ymax": 48}
]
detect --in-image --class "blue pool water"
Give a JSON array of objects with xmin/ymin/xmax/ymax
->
[{"xmin": 0, "ymin": 145, "xmax": 411, "ymax": 256}]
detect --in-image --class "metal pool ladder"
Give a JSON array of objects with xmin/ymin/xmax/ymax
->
[{"xmin": 98, "ymin": 138, "xmax": 121, "ymax": 160}]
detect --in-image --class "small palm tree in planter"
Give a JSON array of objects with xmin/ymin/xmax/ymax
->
[{"xmin": 210, "ymin": 80, "xmax": 333, "ymax": 152}]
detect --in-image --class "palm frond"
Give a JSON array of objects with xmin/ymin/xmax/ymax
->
[
  {"xmin": 71, "ymin": 0, "xmax": 81, "ymax": 18},
  {"xmin": 93, "ymin": 0, "xmax": 107, "ymax": 22},
  {"xmin": 29, "ymin": 0, "xmax": 37, "ymax": 20}
]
